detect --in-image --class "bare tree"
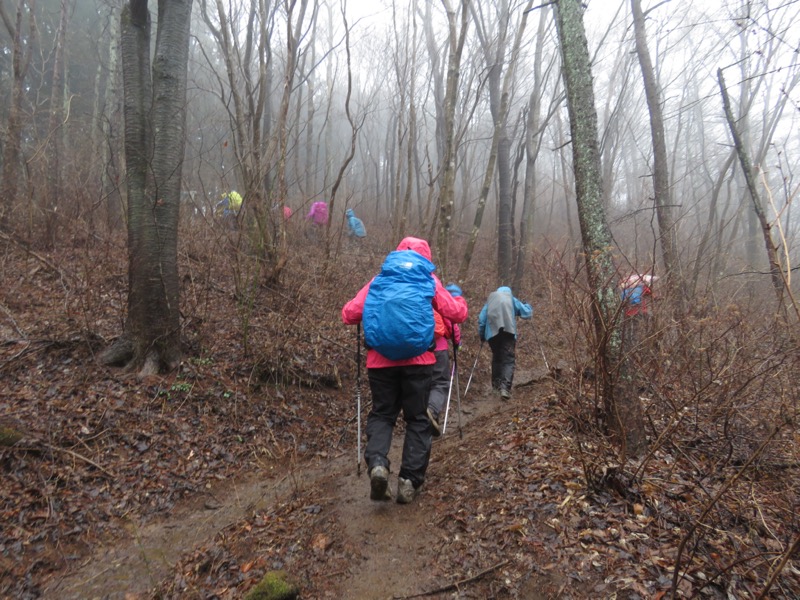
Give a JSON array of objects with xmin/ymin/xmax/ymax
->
[
  {"xmin": 99, "ymin": 0, "xmax": 194, "ymax": 374},
  {"xmin": 42, "ymin": 0, "xmax": 71, "ymax": 247},
  {"xmin": 457, "ymin": 0, "xmax": 533, "ymax": 283},
  {"xmin": 0, "ymin": 0, "xmax": 37, "ymax": 231},
  {"xmin": 630, "ymin": 0, "xmax": 682, "ymax": 301},
  {"xmin": 513, "ymin": 6, "xmax": 559, "ymax": 290},
  {"xmin": 435, "ymin": 0, "xmax": 469, "ymax": 280},
  {"xmin": 554, "ymin": 0, "xmax": 645, "ymax": 457},
  {"xmin": 718, "ymin": 67, "xmax": 785, "ymax": 308}
]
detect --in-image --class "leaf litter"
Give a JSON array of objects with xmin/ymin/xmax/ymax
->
[{"xmin": 0, "ymin": 235, "xmax": 798, "ymax": 599}]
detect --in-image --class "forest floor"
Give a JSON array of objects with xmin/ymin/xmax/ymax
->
[{"xmin": 1, "ymin": 224, "xmax": 798, "ymax": 599}]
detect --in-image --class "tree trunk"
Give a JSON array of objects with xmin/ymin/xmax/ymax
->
[
  {"xmin": 43, "ymin": 0, "xmax": 71, "ymax": 247},
  {"xmin": 458, "ymin": 0, "xmax": 532, "ymax": 284},
  {"xmin": 631, "ymin": 0, "xmax": 682, "ymax": 304},
  {"xmin": 0, "ymin": 1, "xmax": 35, "ymax": 232},
  {"xmin": 100, "ymin": 0, "xmax": 193, "ymax": 375},
  {"xmin": 436, "ymin": 0, "xmax": 469, "ymax": 280},
  {"xmin": 554, "ymin": 0, "xmax": 645, "ymax": 458},
  {"xmin": 513, "ymin": 8, "xmax": 550, "ymax": 290},
  {"xmin": 717, "ymin": 68, "xmax": 785, "ymax": 307}
]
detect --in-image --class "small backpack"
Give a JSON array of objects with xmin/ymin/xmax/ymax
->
[
  {"xmin": 363, "ymin": 250, "xmax": 436, "ymax": 360},
  {"xmin": 621, "ymin": 285, "xmax": 644, "ymax": 305}
]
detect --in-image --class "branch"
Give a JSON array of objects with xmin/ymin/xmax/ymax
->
[
  {"xmin": 393, "ymin": 559, "xmax": 509, "ymax": 599},
  {"xmin": 13, "ymin": 441, "xmax": 116, "ymax": 478}
]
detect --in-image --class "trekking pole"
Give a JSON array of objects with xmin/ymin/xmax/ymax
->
[
  {"xmin": 463, "ymin": 341, "xmax": 484, "ymax": 400},
  {"xmin": 532, "ymin": 325, "xmax": 550, "ymax": 372},
  {"xmin": 454, "ymin": 343, "xmax": 463, "ymax": 440},
  {"xmin": 441, "ymin": 361, "xmax": 455, "ymax": 436},
  {"xmin": 356, "ymin": 323, "xmax": 362, "ymax": 476}
]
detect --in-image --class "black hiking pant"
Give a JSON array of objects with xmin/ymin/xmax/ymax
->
[
  {"xmin": 488, "ymin": 331, "xmax": 516, "ymax": 393},
  {"xmin": 427, "ymin": 348, "xmax": 451, "ymax": 419},
  {"xmin": 365, "ymin": 363, "xmax": 434, "ymax": 489}
]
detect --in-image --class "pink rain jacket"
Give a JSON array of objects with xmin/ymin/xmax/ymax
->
[
  {"xmin": 342, "ymin": 237, "xmax": 468, "ymax": 369},
  {"xmin": 306, "ymin": 201, "xmax": 328, "ymax": 225}
]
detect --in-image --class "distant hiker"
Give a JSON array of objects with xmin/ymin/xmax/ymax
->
[
  {"xmin": 306, "ymin": 201, "xmax": 328, "ymax": 225},
  {"xmin": 345, "ymin": 208, "xmax": 367, "ymax": 238},
  {"xmin": 620, "ymin": 272, "xmax": 657, "ymax": 355},
  {"xmin": 215, "ymin": 190, "xmax": 243, "ymax": 228},
  {"xmin": 478, "ymin": 286, "xmax": 532, "ymax": 400},
  {"xmin": 426, "ymin": 283, "xmax": 464, "ymax": 437},
  {"xmin": 305, "ymin": 201, "xmax": 328, "ymax": 241},
  {"xmin": 283, "ymin": 205, "xmax": 293, "ymax": 220},
  {"xmin": 342, "ymin": 237, "xmax": 468, "ymax": 504},
  {"xmin": 620, "ymin": 273, "xmax": 656, "ymax": 317}
]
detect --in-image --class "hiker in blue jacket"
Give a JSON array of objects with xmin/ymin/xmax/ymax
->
[
  {"xmin": 478, "ymin": 286, "xmax": 532, "ymax": 400},
  {"xmin": 346, "ymin": 208, "xmax": 366, "ymax": 238},
  {"xmin": 342, "ymin": 237, "xmax": 468, "ymax": 504}
]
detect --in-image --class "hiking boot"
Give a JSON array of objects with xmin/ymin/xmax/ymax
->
[
  {"xmin": 396, "ymin": 477, "xmax": 417, "ymax": 504},
  {"xmin": 427, "ymin": 408, "xmax": 441, "ymax": 437},
  {"xmin": 369, "ymin": 466, "xmax": 391, "ymax": 501},
  {"xmin": 500, "ymin": 388, "xmax": 511, "ymax": 400}
]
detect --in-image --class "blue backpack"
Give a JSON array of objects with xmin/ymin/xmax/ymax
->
[
  {"xmin": 621, "ymin": 285, "xmax": 644, "ymax": 305},
  {"xmin": 363, "ymin": 250, "xmax": 436, "ymax": 360}
]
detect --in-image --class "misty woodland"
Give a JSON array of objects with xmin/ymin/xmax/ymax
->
[{"xmin": 1, "ymin": 0, "xmax": 799, "ymax": 598}]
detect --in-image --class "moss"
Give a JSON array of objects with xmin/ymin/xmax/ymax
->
[
  {"xmin": 0, "ymin": 426, "xmax": 23, "ymax": 447},
  {"xmin": 243, "ymin": 570, "xmax": 300, "ymax": 600}
]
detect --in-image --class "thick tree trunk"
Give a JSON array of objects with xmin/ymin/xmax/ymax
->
[
  {"xmin": 100, "ymin": 0, "xmax": 193, "ymax": 375},
  {"xmin": 554, "ymin": 0, "xmax": 646, "ymax": 457}
]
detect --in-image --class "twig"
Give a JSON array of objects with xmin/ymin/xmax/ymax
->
[
  {"xmin": 393, "ymin": 559, "xmax": 509, "ymax": 599},
  {"xmin": 14, "ymin": 442, "xmax": 116, "ymax": 478},
  {"xmin": 0, "ymin": 302, "xmax": 26, "ymax": 338},
  {"xmin": 0, "ymin": 229, "xmax": 77, "ymax": 284},
  {"xmin": 756, "ymin": 535, "xmax": 800, "ymax": 600}
]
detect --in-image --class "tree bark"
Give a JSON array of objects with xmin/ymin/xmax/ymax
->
[
  {"xmin": 436, "ymin": 0, "xmax": 469, "ymax": 281},
  {"xmin": 717, "ymin": 68, "xmax": 785, "ymax": 307},
  {"xmin": 631, "ymin": 0, "xmax": 682, "ymax": 304},
  {"xmin": 0, "ymin": 0, "xmax": 36, "ymax": 232},
  {"xmin": 100, "ymin": 0, "xmax": 193, "ymax": 375},
  {"xmin": 554, "ymin": 0, "xmax": 645, "ymax": 457},
  {"xmin": 458, "ymin": 0, "xmax": 533, "ymax": 284},
  {"xmin": 513, "ymin": 8, "xmax": 551, "ymax": 290},
  {"xmin": 43, "ymin": 0, "xmax": 71, "ymax": 247}
]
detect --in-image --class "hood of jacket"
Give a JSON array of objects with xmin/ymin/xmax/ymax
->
[
  {"xmin": 395, "ymin": 236, "xmax": 432, "ymax": 261},
  {"xmin": 346, "ymin": 208, "xmax": 355, "ymax": 217},
  {"xmin": 496, "ymin": 286, "xmax": 512, "ymax": 295}
]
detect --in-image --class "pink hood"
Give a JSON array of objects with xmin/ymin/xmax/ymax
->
[{"xmin": 395, "ymin": 237, "xmax": 432, "ymax": 261}]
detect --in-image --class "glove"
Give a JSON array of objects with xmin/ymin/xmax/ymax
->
[
  {"xmin": 452, "ymin": 323, "xmax": 462, "ymax": 347},
  {"xmin": 446, "ymin": 283, "xmax": 462, "ymax": 297}
]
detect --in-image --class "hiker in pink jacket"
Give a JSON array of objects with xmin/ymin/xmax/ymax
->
[
  {"xmin": 304, "ymin": 201, "xmax": 328, "ymax": 241},
  {"xmin": 342, "ymin": 236, "xmax": 467, "ymax": 504}
]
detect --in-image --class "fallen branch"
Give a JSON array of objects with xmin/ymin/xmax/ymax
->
[
  {"xmin": 12, "ymin": 441, "xmax": 116, "ymax": 479},
  {"xmin": 393, "ymin": 559, "xmax": 509, "ymax": 599},
  {"xmin": 0, "ymin": 301, "xmax": 26, "ymax": 338},
  {"xmin": 0, "ymin": 229, "xmax": 78, "ymax": 285}
]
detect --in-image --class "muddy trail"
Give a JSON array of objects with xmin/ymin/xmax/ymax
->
[{"xmin": 42, "ymin": 372, "xmax": 547, "ymax": 600}]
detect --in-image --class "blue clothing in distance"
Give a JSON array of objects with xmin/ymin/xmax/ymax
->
[
  {"xmin": 346, "ymin": 208, "xmax": 367, "ymax": 237},
  {"xmin": 478, "ymin": 286, "xmax": 532, "ymax": 342}
]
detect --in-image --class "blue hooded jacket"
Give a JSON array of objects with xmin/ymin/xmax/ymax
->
[
  {"xmin": 346, "ymin": 208, "xmax": 367, "ymax": 238},
  {"xmin": 478, "ymin": 286, "xmax": 532, "ymax": 341}
]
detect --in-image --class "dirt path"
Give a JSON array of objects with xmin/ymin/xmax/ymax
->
[
  {"xmin": 42, "ymin": 374, "xmax": 538, "ymax": 599},
  {"xmin": 41, "ymin": 453, "xmax": 352, "ymax": 599}
]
